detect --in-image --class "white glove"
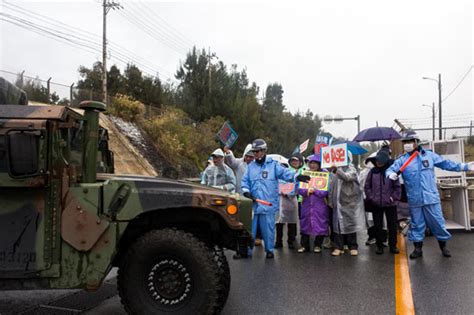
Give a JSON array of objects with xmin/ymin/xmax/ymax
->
[
  {"xmin": 468, "ymin": 162, "xmax": 474, "ymax": 171},
  {"xmin": 388, "ymin": 173, "xmax": 398, "ymax": 181}
]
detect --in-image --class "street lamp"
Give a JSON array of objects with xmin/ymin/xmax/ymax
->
[
  {"xmin": 422, "ymin": 103, "xmax": 435, "ymax": 141},
  {"xmin": 422, "ymin": 74, "xmax": 442, "ymax": 140}
]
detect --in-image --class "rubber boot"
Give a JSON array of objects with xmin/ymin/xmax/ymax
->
[
  {"xmin": 409, "ymin": 242, "xmax": 423, "ymax": 259},
  {"xmin": 275, "ymin": 224, "xmax": 283, "ymax": 248},
  {"xmin": 438, "ymin": 241, "xmax": 451, "ymax": 258},
  {"xmin": 287, "ymin": 223, "xmax": 297, "ymax": 249}
]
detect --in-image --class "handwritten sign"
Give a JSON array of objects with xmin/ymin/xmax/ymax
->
[
  {"xmin": 216, "ymin": 121, "xmax": 238, "ymax": 148},
  {"xmin": 279, "ymin": 182, "xmax": 295, "ymax": 194},
  {"xmin": 298, "ymin": 170, "xmax": 330, "ymax": 191},
  {"xmin": 321, "ymin": 143, "xmax": 348, "ymax": 168}
]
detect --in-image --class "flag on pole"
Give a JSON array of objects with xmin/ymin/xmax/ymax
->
[{"xmin": 299, "ymin": 139, "xmax": 310, "ymax": 153}]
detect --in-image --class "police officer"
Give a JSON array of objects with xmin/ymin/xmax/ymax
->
[
  {"xmin": 386, "ymin": 131, "xmax": 474, "ymax": 259},
  {"xmin": 241, "ymin": 139, "xmax": 310, "ymax": 259}
]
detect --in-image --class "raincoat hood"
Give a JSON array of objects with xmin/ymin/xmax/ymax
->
[
  {"xmin": 211, "ymin": 148, "xmax": 225, "ymax": 157},
  {"xmin": 307, "ymin": 154, "xmax": 321, "ymax": 163},
  {"xmin": 243, "ymin": 144, "xmax": 254, "ymax": 157},
  {"xmin": 289, "ymin": 153, "xmax": 304, "ymax": 168}
]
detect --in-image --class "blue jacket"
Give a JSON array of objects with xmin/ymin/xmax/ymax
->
[
  {"xmin": 386, "ymin": 149, "xmax": 468, "ymax": 207},
  {"xmin": 241, "ymin": 157, "xmax": 296, "ymax": 214}
]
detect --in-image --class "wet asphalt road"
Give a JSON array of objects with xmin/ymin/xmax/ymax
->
[{"xmin": 1, "ymin": 232, "xmax": 474, "ymax": 314}]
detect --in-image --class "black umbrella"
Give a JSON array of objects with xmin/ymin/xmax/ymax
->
[{"xmin": 353, "ymin": 127, "xmax": 401, "ymax": 142}]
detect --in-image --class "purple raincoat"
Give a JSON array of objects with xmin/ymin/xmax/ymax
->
[{"xmin": 298, "ymin": 183, "xmax": 330, "ymax": 236}]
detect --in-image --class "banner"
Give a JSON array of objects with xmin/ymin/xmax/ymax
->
[
  {"xmin": 216, "ymin": 121, "xmax": 238, "ymax": 148},
  {"xmin": 298, "ymin": 170, "xmax": 330, "ymax": 191},
  {"xmin": 321, "ymin": 143, "xmax": 349, "ymax": 168},
  {"xmin": 279, "ymin": 182, "xmax": 295, "ymax": 194}
]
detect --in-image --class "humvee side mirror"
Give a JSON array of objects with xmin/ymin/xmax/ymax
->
[{"xmin": 7, "ymin": 131, "xmax": 41, "ymax": 177}]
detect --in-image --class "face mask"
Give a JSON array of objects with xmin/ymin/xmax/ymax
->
[{"xmin": 403, "ymin": 143, "xmax": 414, "ymax": 153}]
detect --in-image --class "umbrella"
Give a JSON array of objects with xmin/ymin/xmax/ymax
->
[
  {"xmin": 332, "ymin": 140, "xmax": 368, "ymax": 155},
  {"xmin": 353, "ymin": 127, "xmax": 401, "ymax": 142}
]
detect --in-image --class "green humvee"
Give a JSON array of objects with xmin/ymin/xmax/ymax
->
[{"xmin": 0, "ymin": 100, "xmax": 252, "ymax": 314}]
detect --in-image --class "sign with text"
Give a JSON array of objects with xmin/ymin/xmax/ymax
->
[
  {"xmin": 298, "ymin": 170, "xmax": 330, "ymax": 191},
  {"xmin": 321, "ymin": 143, "xmax": 349, "ymax": 168},
  {"xmin": 216, "ymin": 121, "xmax": 238, "ymax": 148},
  {"xmin": 279, "ymin": 182, "xmax": 295, "ymax": 194}
]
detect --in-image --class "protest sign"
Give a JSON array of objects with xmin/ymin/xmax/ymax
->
[
  {"xmin": 321, "ymin": 143, "xmax": 349, "ymax": 168},
  {"xmin": 299, "ymin": 139, "xmax": 310, "ymax": 153},
  {"xmin": 314, "ymin": 134, "xmax": 332, "ymax": 154},
  {"xmin": 216, "ymin": 121, "xmax": 238, "ymax": 148},
  {"xmin": 279, "ymin": 182, "xmax": 295, "ymax": 194},
  {"xmin": 298, "ymin": 170, "xmax": 330, "ymax": 191}
]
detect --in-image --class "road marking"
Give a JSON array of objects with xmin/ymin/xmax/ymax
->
[{"xmin": 395, "ymin": 234, "xmax": 415, "ymax": 315}]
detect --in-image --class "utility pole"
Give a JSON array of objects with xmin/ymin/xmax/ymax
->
[
  {"xmin": 208, "ymin": 47, "xmax": 217, "ymax": 95},
  {"xmin": 102, "ymin": 0, "xmax": 122, "ymax": 104},
  {"xmin": 432, "ymin": 101, "xmax": 436, "ymax": 141},
  {"xmin": 438, "ymin": 73, "xmax": 442, "ymax": 140}
]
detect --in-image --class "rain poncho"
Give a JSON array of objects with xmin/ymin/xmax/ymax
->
[
  {"xmin": 224, "ymin": 145, "xmax": 252, "ymax": 193},
  {"xmin": 241, "ymin": 156, "xmax": 296, "ymax": 215},
  {"xmin": 328, "ymin": 161, "xmax": 365, "ymax": 234},
  {"xmin": 277, "ymin": 171, "xmax": 299, "ymax": 224},
  {"xmin": 201, "ymin": 163, "xmax": 236, "ymax": 193}
]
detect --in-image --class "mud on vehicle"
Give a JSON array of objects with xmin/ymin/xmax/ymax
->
[{"xmin": 0, "ymin": 101, "xmax": 252, "ymax": 314}]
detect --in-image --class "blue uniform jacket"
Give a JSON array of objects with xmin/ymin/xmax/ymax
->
[
  {"xmin": 241, "ymin": 157, "xmax": 296, "ymax": 214},
  {"xmin": 386, "ymin": 149, "xmax": 468, "ymax": 207}
]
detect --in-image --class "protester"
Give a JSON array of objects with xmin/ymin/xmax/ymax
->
[
  {"xmin": 275, "ymin": 154, "xmax": 303, "ymax": 249},
  {"xmin": 360, "ymin": 152, "xmax": 377, "ymax": 246},
  {"xmin": 224, "ymin": 144, "xmax": 254, "ymax": 193},
  {"xmin": 297, "ymin": 154, "xmax": 330, "ymax": 253},
  {"xmin": 365, "ymin": 150, "xmax": 401, "ymax": 255},
  {"xmin": 387, "ymin": 130, "xmax": 474, "ymax": 259},
  {"xmin": 201, "ymin": 148, "xmax": 236, "ymax": 193},
  {"xmin": 328, "ymin": 152, "xmax": 365, "ymax": 256},
  {"xmin": 241, "ymin": 139, "xmax": 310, "ymax": 259}
]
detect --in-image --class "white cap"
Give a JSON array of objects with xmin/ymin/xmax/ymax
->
[{"xmin": 211, "ymin": 148, "xmax": 225, "ymax": 157}]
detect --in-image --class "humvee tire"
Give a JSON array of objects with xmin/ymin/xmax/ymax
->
[
  {"xmin": 211, "ymin": 245, "xmax": 231, "ymax": 313},
  {"xmin": 118, "ymin": 229, "xmax": 221, "ymax": 314}
]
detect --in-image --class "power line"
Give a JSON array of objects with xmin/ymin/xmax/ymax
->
[
  {"xmin": 2, "ymin": 1, "xmax": 175, "ymax": 80},
  {"xmin": 442, "ymin": 65, "xmax": 473, "ymax": 102}
]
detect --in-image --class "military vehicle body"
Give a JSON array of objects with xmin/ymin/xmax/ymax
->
[{"xmin": 0, "ymin": 101, "xmax": 252, "ymax": 314}]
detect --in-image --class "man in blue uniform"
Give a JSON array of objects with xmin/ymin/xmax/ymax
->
[
  {"xmin": 386, "ymin": 131, "xmax": 474, "ymax": 259},
  {"xmin": 241, "ymin": 139, "xmax": 310, "ymax": 259}
]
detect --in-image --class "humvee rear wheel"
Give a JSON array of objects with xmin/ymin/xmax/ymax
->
[
  {"xmin": 118, "ymin": 229, "xmax": 220, "ymax": 314},
  {"xmin": 211, "ymin": 245, "xmax": 231, "ymax": 313}
]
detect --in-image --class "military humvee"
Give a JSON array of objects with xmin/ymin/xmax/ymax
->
[{"xmin": 0, "ymin": 101, "xmax": 252, "ymax": 314}]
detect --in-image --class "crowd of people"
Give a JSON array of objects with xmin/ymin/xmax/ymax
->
[{"xmin": 201, "ymin": 131, "xmax": 474, "ymax": 260}]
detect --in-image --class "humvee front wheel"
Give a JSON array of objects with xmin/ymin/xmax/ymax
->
[
  {"xmin": 211, "ymin": 245, "xmax": 231, "ymax": 313},
  {"xmin": 118, "ymin": 229, "xmax": 221, "ymax": 314}
]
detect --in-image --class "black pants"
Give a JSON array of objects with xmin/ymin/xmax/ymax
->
[
  {"xmin": 276, "ymin": 223, "xmax": 297, "ymax": 245},
  {"xmin": 300, "ymin": 234, "xmax": 324, "ymax": 250},
  {"xmin": 334, "ymin": 232, "xmax": 358, "ymax": 250},
  {"xmin": 328, "ymin": 207, "xmax": 335, "ymax": 242},
  {"xmin": 372, "ymin": 206, "xmax": 398, "ymax": 248}
]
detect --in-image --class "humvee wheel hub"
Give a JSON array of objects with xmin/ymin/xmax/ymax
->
[{"xmin": 148, "ymin": 259, "xmax": 192, "ymax": 305}]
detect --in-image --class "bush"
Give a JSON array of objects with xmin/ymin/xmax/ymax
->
[
  {"xmin": 108, "ymin": 94, "xmax": 145, "ymax": 122},
  {"xmin": 142, "ymin": 106, "xmax": 225, "ymax": 176}
]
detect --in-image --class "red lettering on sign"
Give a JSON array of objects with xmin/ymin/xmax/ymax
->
[{"xmin": 323, "ymin": 152, "xmax": 331, "ymax": 163}]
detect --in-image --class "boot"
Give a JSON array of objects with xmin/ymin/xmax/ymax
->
[
  {"xmin": 375, "ymin": 246, "xmax": 384, "ymax": 255},
  {"xmin": 438, "ymin": 241, "xmax": 451, "ymax": 258},
  {"xmin": 287, "ymin": 223, "xmax": 297, "ymax": 249},
  {"xmin": 409, "ymin": 242, "xmax": 423, "ymax": 259},
  {"xmin": 266, "ymin": 252, "xmax": 274, "ymax": 259},
  {"xmin": 275, "ymin": 223, "xmax": 283, "ymax": 248}
]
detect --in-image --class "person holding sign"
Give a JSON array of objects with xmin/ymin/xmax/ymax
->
[
  {"xmin": 275, "ymin": 154, "xmax": 304, "ymax": 249},
  {"xmin": 201, "ymin": 148, "xmax": 236, "ymax": 193},
  {"xmin": 297, "ymin": 154, "xmax": 330, "ymax": 253},
  {"xmin": 241, "ymin": 139, "xmax": 310, "ymax": 259},
  {"xmin": 223, "ymin": 144, "xmax": 254, "ymax": 194},
  {"xmin": 386, "ymin": 130, "xmax": 474, "ymax": 259},
  {"xmin": 328, "ymin": 151, "xmax": 365, "ymax": 256}
]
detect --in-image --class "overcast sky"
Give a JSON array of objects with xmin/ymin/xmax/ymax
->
[{"xmin": 0, "ymin": 0, "xmax": 472, "ymax": 139}]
